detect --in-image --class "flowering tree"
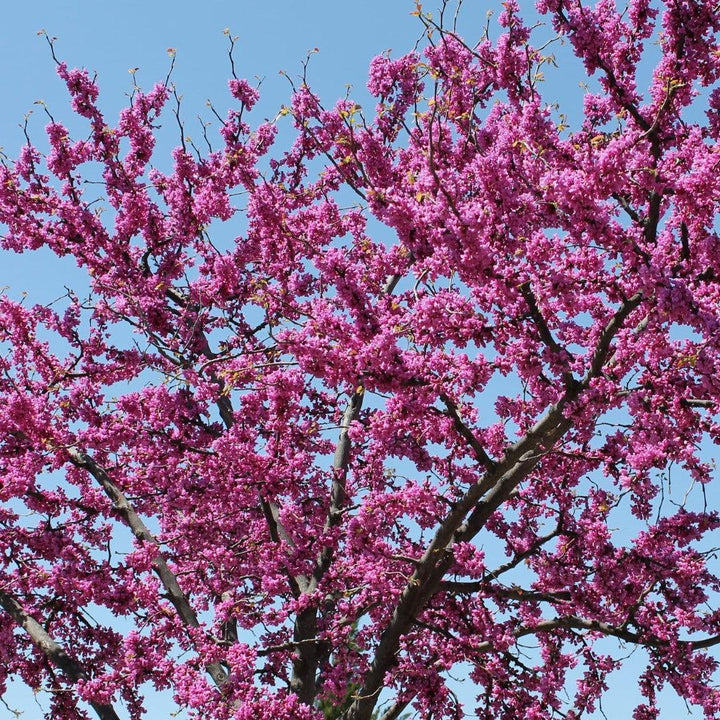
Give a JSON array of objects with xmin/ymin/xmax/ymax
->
[{"xmin": 1, "ymin": 1, "xmax": 720, "ymax": 718}]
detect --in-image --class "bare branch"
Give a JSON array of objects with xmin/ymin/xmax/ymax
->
[
  {"xmin": 439, "ymin": 582, "xmax": 571, "ymax": 604},
  {"xmin": 376, "ymin": 698, "xmax": 412, "ymax": 720},
  {"xmin": 510, "ymin": 615, "xmax": 720, "ymax": 652},
  {"xmin": 682, "ymin": 398, "xmax": 714, "ymax": 409}
]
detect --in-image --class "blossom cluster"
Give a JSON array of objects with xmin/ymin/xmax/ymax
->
[{"xmin": 1, "ymin": 2, "xmax": 720, "ymax": 719}]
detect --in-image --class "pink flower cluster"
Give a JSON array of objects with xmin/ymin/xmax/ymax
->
[{"xmin": 1, "ymin": 3, "xmax": 720, "ymax": 719}]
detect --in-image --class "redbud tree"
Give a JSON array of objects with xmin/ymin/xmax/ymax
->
[{"xmin": 2, "ymin": 1, "xmax": 720, "ymax": 718}]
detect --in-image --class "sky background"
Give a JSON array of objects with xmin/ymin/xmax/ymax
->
[{"xmin": 0, "ymin": 1, "xmax": 714, "ymax": 719}]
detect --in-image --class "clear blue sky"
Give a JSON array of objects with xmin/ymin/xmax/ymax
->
[{"xmin": 0, "ymin": 1, "xmax": 711, "ymax": 719}]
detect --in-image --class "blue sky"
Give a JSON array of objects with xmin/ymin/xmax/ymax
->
[{"xmin": 0, "ymin": 1, "xmax": 714, "ymax": 719}]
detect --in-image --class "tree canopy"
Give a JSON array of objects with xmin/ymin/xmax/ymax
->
[{"xmin": 1, "ymin": 2, "xmax": 720, "ymax": 719}]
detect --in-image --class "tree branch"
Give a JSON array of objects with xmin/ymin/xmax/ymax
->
[
  {"xmin": 439, "ymin": 582, "xmax": 571, "ymax": 604},
  {"xmin": 518, "ymin": 281, "xmax": 567, "ymax": 358},
  {"xmin": 439, "ymin": 394, "xmax": 496, "ymax": 471},
  {"xmin": 66, "ymin": 448, "xmax": 229, "ymax": 688},
  {"xmin": 163, "ymin": 296, "xmax": 306, "ymax": 602},
  {"xmin": 553, "ymin": 4, "xmax": 651, "ymax": 134},
  {"xmin": 416, "ymin": 610, "xmax": 720, "ymax": 659},
  {"xmin": 290, "ymin": 385, "xmax": 365, "ymax": 704},
  {"xmin": 376, "ymin": 698, "xmax": 412, "ymax": 720},
  {"xmin": 0, "ymin": 590, "xmax": 121, "ymax": 720},
  {"xmin": 509, "ymin": 615, "xmax": 720, "ymax": 652},
  {"xmin": 339, "ymin": 292, "xmax": 644, "ymax": 720},
  {"xmin": 291, "ymin": 265, "xmax": 410, "ymax": 705},
  {"xmin": 485, "ymin": 523, "xmax": 565, "ymax": 581}
]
